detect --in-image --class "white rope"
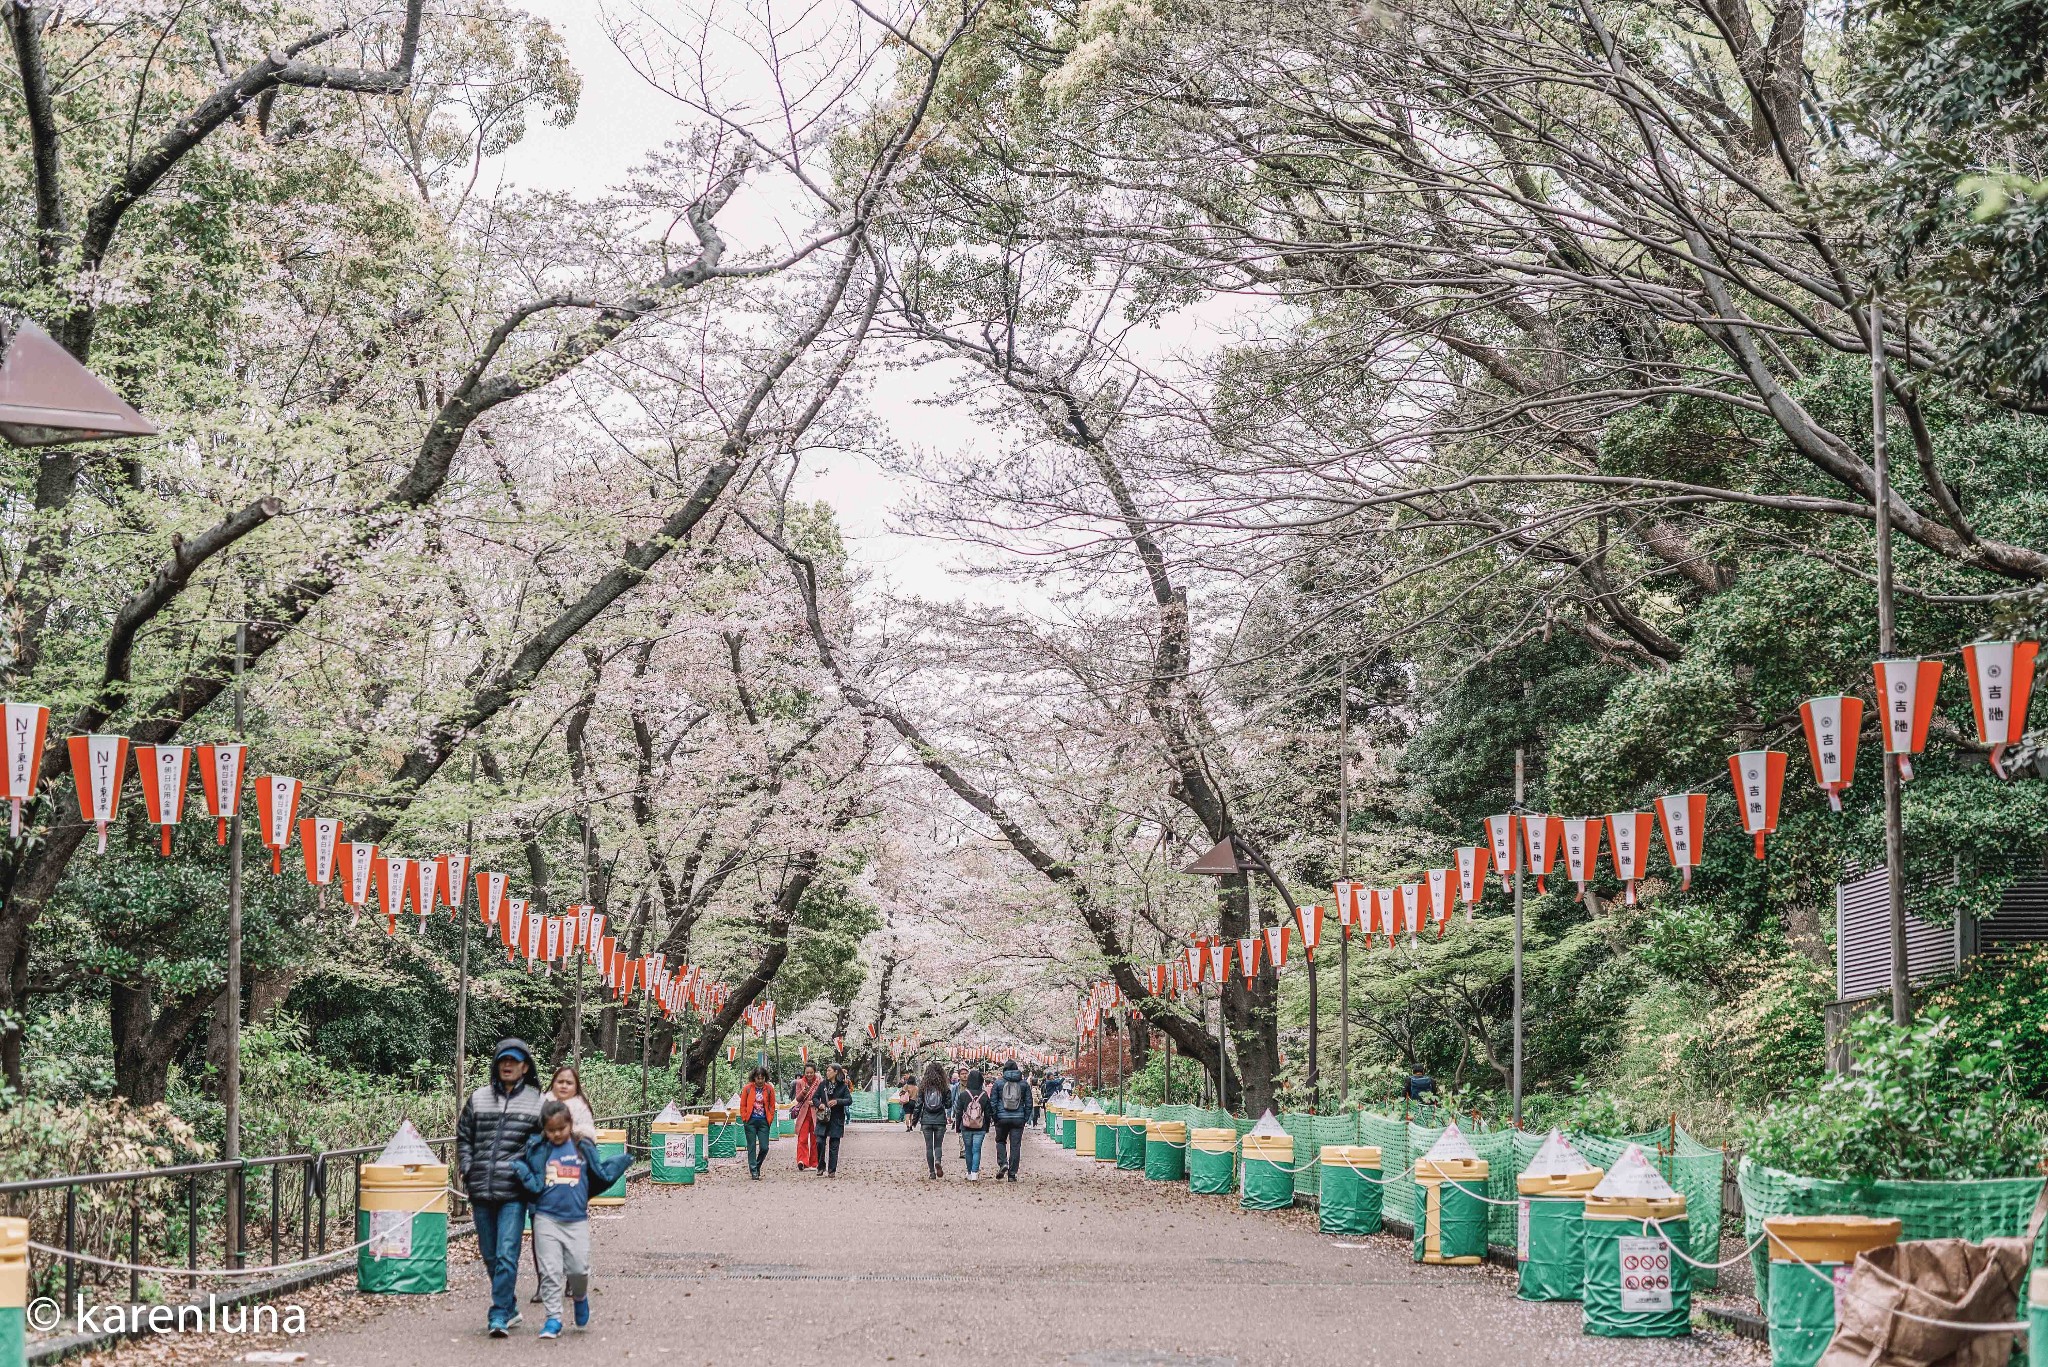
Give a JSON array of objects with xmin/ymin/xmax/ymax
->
[
  {"xmin": 1632, "ymin": 1219, "xmax": 1771, "ymax": 1271},
  {"xmin": 1336, "ymin": 1159, "xmax": 1418, "ymax": 1188},
  {"xmin": 1440, "ymin": 1178, "xmax": 1523, "ymax": 1208},
  {"xmin": 1643, "ymin": 1218, "xmax": 2032, "ymax": 1335},
  {"xmin": 28, "ymin": 1187, "xmax": 453, "ymax": 1280}
]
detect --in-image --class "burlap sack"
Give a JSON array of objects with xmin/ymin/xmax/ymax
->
[{"xmin": 1818, "ymin": 1181, "xmax": 2046, "ymax": 1367}]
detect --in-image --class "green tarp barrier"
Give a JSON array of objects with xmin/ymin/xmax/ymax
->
[
  {"xmin": 594, "ymin": 1136, "xmax": 628, "ymax": 1201},
  {"xmin": 693, "ymin": 1130, "xmax": 708, "ymax": 1173},
  {"xmin": 1739, "ymin": 1158, "xmax": 2047, "ymax": 1307},
  {"xmin": 849, "ymin": 1091, "xmax": 883, "ymax": 1121},
  {"xmin": 1242, "ymin": 1154, "xmax": 1294, "ymax": 1211},
  {"xmin": 1318, "ymin": 1158, "xmax": 1382, "ymax": 1235},
  {"xmin": 356, "ymin": 1208, "xmax": 448, "ymax": 1294},
  {"xmin": 2031, "ymin": 1282, "xmax": 2047, "ymax": 1367},
  {"xmin": 1767, "ymin": 1257, "xmax": 1843, "ymax": 1367},
  {"xmin": 1582, "ymin": 1214, "xmax": 1690, "ymax": 1339},
  {"xmin": 1145, "ymin": 1136, "xmax": 1185, "ymax": 1182},
  {"xmin": 1518, "ymin": 1196, "xmax": 1586, "ymax": 1301},
  {"xmin": 1413, "ymin": 1178, "xmax": 1489, "ymax": 1263},
  {"xmin": 1094, "ymin": 1120, "xmax": 1118, "ymax": 1161},
  {"xmin": 651, "ymin": 1131, "xmax": 696, "ymax": 1185},
  {"xmin": 771, "ymin": 1117, "xmax": 794, "ymax": 1138},
  {"xmin": 707, "ymin": 1121, "xmax": 738, "ymax": 1158},
  {"xmin": 1117, "ymin": 1122, "xmax": 1146, "ymax": 1171},
  {"xmin": 1189, "ymin": 1144, "xmax": 1235, "ymax": 1195}
]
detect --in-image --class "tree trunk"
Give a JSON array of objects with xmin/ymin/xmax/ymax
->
[{"xmin": 112, "ymin": 980, "xmax": 214, "ymax": 1107}]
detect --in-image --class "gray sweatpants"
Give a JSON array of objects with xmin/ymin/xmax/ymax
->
[{"xmin": 530, "ymin": 1213, "xmax": 590, "ymax": 1321}]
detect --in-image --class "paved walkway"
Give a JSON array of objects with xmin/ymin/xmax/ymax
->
[{"xmin": 273, "ymin": 1124, "xmax": 1759, "ymax": 1367}]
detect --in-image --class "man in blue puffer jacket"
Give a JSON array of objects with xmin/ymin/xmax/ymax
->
[{"xmin": 456, "ymin": 1039, "xmax": 544, "ymax": 1336}]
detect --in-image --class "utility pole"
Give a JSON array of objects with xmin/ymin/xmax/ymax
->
[
  {"xmin": 223, "ymin": 617, "xmax": 246, "ymax": 1266},
  {"xmin": 572, "ymin": 813, "xmax": 590, "ymax": 1068},
  {"xmin": 1338, "ymin": 665, "xmax": 1351, "ymax": 1106},
  {"xmin": 1511, "ymin": 743, "xmax": 1526, "ymax": 1128},
  {"xmin": 1872, "ymin": 291, "xmax": 1912, "ymax": 1027},
  {"xmin": 453, "ymin": 755, "xmax": 475, "ymax": 1139}
]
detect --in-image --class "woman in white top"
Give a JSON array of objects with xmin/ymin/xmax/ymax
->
[{"xmin": 549, "ymin": 1064, "xmax": 597, "ymax": 1141}]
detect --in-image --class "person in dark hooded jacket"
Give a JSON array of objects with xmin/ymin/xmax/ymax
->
[
  {"xmin": 457, "ymin": 1039, "xmax": 545, "ymax": 1336},
  {"xmin": 990, "ymin": 1059, "xmax": 1031, "ymax": 1181}
]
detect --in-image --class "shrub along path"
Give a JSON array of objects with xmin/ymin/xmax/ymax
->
[{"xmin": 262, "ymin": 1124, "xmax": 1762, "ymax": 1366}]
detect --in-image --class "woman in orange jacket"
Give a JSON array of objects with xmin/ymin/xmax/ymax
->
[{"xmin": 738, "ymin": 1067, "xmax": 777, "ymax": 1179}]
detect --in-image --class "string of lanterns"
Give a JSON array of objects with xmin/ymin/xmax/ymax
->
[
  {"xmin": 1074, "ymin": 640, "xmax": 2038, "ymax": 1031},
  {"xmin": 1, "ymin": 708, "xmax": 735, "ymax": 1022}
]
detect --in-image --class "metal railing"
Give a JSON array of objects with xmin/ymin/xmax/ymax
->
[{"xmin": 0, "ymin": 1109, "xmax": 671, "ymax": 1323}]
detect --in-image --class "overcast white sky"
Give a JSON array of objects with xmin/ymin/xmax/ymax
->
[{"xmin": 482, "ymin": 2, "xmax": 987, "ymax": 602}]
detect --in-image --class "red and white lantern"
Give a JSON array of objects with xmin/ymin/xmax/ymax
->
[
  {"xmin": 1605, "ymin": 812, "xmax": 1652, "ymax": 904},
  {"xmin": 1874, "ymin": 658, "xmax": 1943, "ymax": 781},
  {"xmin": 1, "ymin": 702, "xmax": 49, "ymax": 839},
  {"xmin": 1961, "ymin": 641, "xmax": 2038, "ymax": 778},
  {"xmin": 1264, "ymin": 924, "xmax": 1290, "ymax": 970},
  {"xmin": 1484, "ymin": 814, "xmax": 1518, "ymax": 891},
  {"xmin": 1333, "ymin": 881, "xmax": 1365, "ymax": 937},
  {"xmin": 133, "ymin": 744, "xmax": 190, "ymax": 855},
  {"xmin": 1558, "ymin": 817, "xmax": 1601, "ymax": 901},
  {"xmin": 376, "ymin": 855, "xmax": 408, "ymax": 935},
  {"xmin": 1294, "ymin": 904, "xmax": 1321, "ymax": 960},
  {"xmin": 1454, "ymin": 845, "xmax": 1487, "ymax": 918},
  {"xmin": 1396, "ymin": 882, "xmax": 1422, "ymax": 944},
  {"xmin": 68, "ymin": 734, "xmax": 128, "ymax": 853},
  {"xmin": 1521, "ymin": 814, "xmax": 1559, "ymax": 894},
  {"xmin": 437, "ymin": 854, "xmax": 470, "ymax": 917},
  {"xmin": 502, "ymin": 897, "xmax": 528, "ymax": 958},
  {"xmin": 1369, "ymin": 887, "xmax": 1394, "ymax": 942},
  {"xmin": 194, "ymin": 743, "xmax": 245, "ymax": 845},
  {"xmin": 1653, "ymin": 793, "xmax": 1706, "ymax": 889},
  {"xmin": 298, "ymin": 816, "xmax": 342, "ymax": 889},
  {"xmin": 474, "ymin": 871, "xmax": 507, "ymax": 929},
  {"xmin": 338, "ymin": 842, "xmax": 377, "ymax": 927},
  {"xmin": 252, "ymin": 775, "xmax": 301, "ymax": 874},
  {"xmin": 1208, "ymin": 940, "xmax": 1232, "ymax": 986},
  {"xmin": 1237, "ymin": 935, "xmax": 1261, "ymax": 981},
  {"xmin": 407, "ymin": 858, "xmax": 437, "ymax": 933},
  {"xmin": 1427, "ymin": 867, "xmax": 1454, "ymax": 936},
  {"xmin": 1728, "ymin": 750, "xmax": 1788, "ymax": 859},
  {"xmin": 1798, "ymin": 695, "xmax": 1864, "ymax": 811}
]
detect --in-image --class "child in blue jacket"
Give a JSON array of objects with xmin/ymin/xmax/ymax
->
[{"xmin": 514, "ymin": 1099, "xmax": 634, "ymax": 1338}]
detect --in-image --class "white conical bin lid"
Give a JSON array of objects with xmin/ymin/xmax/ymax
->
[
  {"xmin": 1422, "ymin": 1120, "xmax": 1479, "ymax": 1162},
  {"xmin": 725, "ymin": 1091, "xmax": 743, "ymax": 1110},
  {"xmin": 1082, "ymin": 1098, "xmax": 1105, "ymax": 1114},
  {"xmin": 1048, "ymin": 1089, "xmax": 1074, "ymax": 1106},
  {"xmin": 1248, "ymin": 1109, "xmax": 1289, "ymax": 1138},
  {"xmin": 1590, "ymin": 1144, "xmax": 1677, "ymax": 1199},
  {"xmin": 1521, "ymin": 1128, "xmax": 1596, "ymax": 1177},
  {"xmin": 654, "ymin": 1101, "xmax": 685, "ymax": 1124},
  {"xmin": 376, "ymin": 1119, "xmax": 437, "ymax": 1167}
]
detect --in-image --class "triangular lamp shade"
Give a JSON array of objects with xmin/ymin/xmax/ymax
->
[
  {"xmin": 1183, "ymin": 836, "xmax": 1252, "ymax": 875},
  {"xmin": 0, "ymin": 316, "xmax": 156, "ymax": 446}
]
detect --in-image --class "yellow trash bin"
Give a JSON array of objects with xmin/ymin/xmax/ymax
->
[
  {"xmin": 1074, "ymin": 1112, "xmax": 1100, "ymax": 1161},
  {"xmin": 357, "ymin": 1162, "xmax": 449, "ymax": 1294},
  {"xmin": 652, "ymin": 1119, "xmax": 696, "ymax": 1186},
  {"xmin": 1189, "ymin": 1127, "xmax": 1238, "ymax": 1194},
  {"xmin": 1413, "ymin": 1156, "xmax": 1489, "ymax": 1265},
  {"xmin": 1764, "ymin": 1216, "xmax": 1901, "ymax": 1367},
  {"xmin": 1240, "ymin": 1133, "xmax": 1294, "ymax": 1210},
  {"xmin": 1319, "ymin": 1145, "xmax": 1383, "ymax": 1235}
]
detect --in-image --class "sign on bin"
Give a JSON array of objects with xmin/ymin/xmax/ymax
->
[
  {"xmin": 1516, "ymin": 1198, "xmax": 1529, "ymax": 1262},
  {"xmin": 664, "ymin": 1133, "xmax": 691, "ymax": 1167},
  {"xmin": 1618, "ymin": 1237, "xmax": 1671, "ymax": 1312},
  {"xmin": 367, "ymin": 1210, "xmax": 415, "ymax": 1260}
]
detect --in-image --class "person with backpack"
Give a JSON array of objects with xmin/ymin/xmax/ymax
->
[
  {"xmin": 513, "ymin": 1099, "xmax": 634, "ymax": 1338},
  {"xmin": 951, "ymin": 1067, "xmax": 991, "ymax": 1180},
  {"xmin": 990, "ymin": 1059, "xmax": 1031, "ymax": 1181},
  {"xmin": 915, "ymin": 1061, "xmax": 951, "ymax": 1178},
  {"xmin": 738, "ymin": 1067, "xmax": 777, "ymax": 1180}
]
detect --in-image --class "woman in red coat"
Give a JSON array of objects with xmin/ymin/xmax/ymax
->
[{"xmin": 791, "ymin": 1062, "xmax": 822, "ymax": 1170}]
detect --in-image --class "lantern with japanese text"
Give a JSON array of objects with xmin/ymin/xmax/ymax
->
[
  {"xmin": 436, "ymin": 854, "xmax": 470, "ymax": 916},
  {"xmin": 1873, "ymin": 658, "xmax": 1943, "ymax": 781},
  {"xmin": 1606, "ymin": 812, "xmax": 1652, "ymax": 905},
  {"xmin": 375, "ymin": 855, "xmax": 407, "ymax": 935},
  {"xmin": 298, "ymin": 816, "xmax": 342, "ymax": 893},
  {"xmin": 1294, "ymin": 904, "xmax": 1321, "ymax": 959},
  {"xmin": 338, "ymin": 842, "xmax": 376, "ymax": 927},
  {"xmin": 1427, "ymin": 867, "xmax": 1454, "ymax": 936},
  {"xmin": 68, "ymin": 734, "xmax": 128, "ymax": 853},
  {"xmin": 1237, "ymin": 935, "xmax": 1261, "ymax": 982},
  {"xmin": 1728, "ymin": 750, "xmax": 1788, "ymax": 859},
  {"xmin": 134, "ymin": 744, "xmax": 190, "ymax": 855},
  {"xmin": 475, "ymin": 870, "xmax": 507, "ymax": 929},
  {"xmin": 1961, "ymin": 641, "xmax": 2038, "ymax": 778},
  {"xmin": 1654, "ymin": 793, "xmax": 1706, "ymax": 889},
  {"xmin": 1455, "ymin": 845, "xmax": 1488, "ymax": 914},
  {"xmin": 1264, "ymin": 924, "xmax": 1290, "ymax": 970},
  {"xmin": 1484, "ymin": 814, "xmax": 1518, "ymax": 891},
  {"xmin": 252, "ymin": 775, "xmax": 300, "ymax": 874},
  {"xmin": 1, "ymin": 702, "xmax": 48, "ymax": 839},
  {"xmin": 1558, "ymin": 817, "xmax": 1601, "ymax": 901},
  {"xmin": 1798, "ymin": 695, "xmax": 1864, "ymax": 810},
  {"xmin": 194, "ymin": 743, "xmax": 245, "ymax": 844}
]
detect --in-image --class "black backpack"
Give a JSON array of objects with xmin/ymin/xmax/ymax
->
[
  {"xmin": 1000, "ymin": 1078, "xmax": 1026, "ymax": 1117},
  {"xmin": 922, "ymin": 1086, "xmax": 947, "ymax": 1117}
]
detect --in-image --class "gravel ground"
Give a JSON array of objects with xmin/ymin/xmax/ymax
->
[{"xmin": 84, "ymin": 1125, "xmax": 1769, "ymax": 1366}]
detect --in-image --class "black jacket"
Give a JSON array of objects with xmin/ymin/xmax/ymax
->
[
  {"xmin": 813, "ymin": 1078, "xmax": 852, "ymax": 1138},
  {"xmin": 991, "ymin": 1068, "xmax": 1032, "ymax": 1125},
  {"xmin": 916, "ymin": 1083, "xmax": 952, "ymax": 1129},
  {"xmin": 456, "ymin": 1038, "xmax": 545, "ymax": 1204}
]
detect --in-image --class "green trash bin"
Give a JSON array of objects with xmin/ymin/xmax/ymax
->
[
  {"xmin": 1145, "ymin": 1121, "xmax": 1187, "ymax": 1182},
  {"xmin": 1763, "ymin": 1217, "xmax": 1901, "ymax": 1367},
  {"xmin": 1094, "ymin": 1115, "xmax": 1119, "ymax": 1162},
  {"xmin": 1319, "ymin": 1146, "xmax": 1384, "ymax": 1235},
  {"xmin": 0, "ymin": 1216, "xmax": 25, "ymax": 1367},
  {"xmin": 652, "ymin": 1121, "xmax": 697, "ymax": 1186},
  {"xmin": 889, "ymin": 1101, "xmax": 904, "ymax": 1123},
  {"xmin": 708, "ymin": 1110, "xmax": 738, "ymax": 1159},
  {"xmin": 1241, "ymin": 1134, "xmax": 1294, "ymax": 1211},
  {"xmin": 357, "ymin": 1162, "xmax": 449, "ymax": 1294},
  {"xmin": 1117, "ymin": 1118, "xmax": 1147, "ymax": 1171},
  {"xmin": 1058, "ymin": 1111, "xmax": 1077, "ymax": 1149},
  {"xmin": 2032, "ymin": 1268, "xmax": 2048, "ymax": 1367},
  {"xmin": 1582, "ymin": 1196, "xmax": 1690, "ymax": 1339},
  {"xmin": 772, "ymin": 1115, "xmax": 794, "ymax": 1139},
  {"xmin": 1414, "ymin": 1157, "xmax": 1489, "ymax": 1265},
  {"xmin": 1189, "ymin": 1128, "xmax": 1237, "ymax": 1194},
  {"xmin": 590, "ymin": 1128, "xmax": 629, "ymax": 1206},
  {"xmin": 1517, "ymin": 1168, "xmax": 1603, "ymax": 1301}
]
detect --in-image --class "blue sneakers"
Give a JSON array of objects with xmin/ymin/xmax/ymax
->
[
  {"xmin": 538, "ymin": 1317, "xmax": 562, "ymax": 1340},
  {"xmin": 573, "ymin": 1299, "xmax": 590, "ymax": 1329},
  {"xmin": 488, "ymin": 1320, "xmax": 508, "ymax": 1339}
]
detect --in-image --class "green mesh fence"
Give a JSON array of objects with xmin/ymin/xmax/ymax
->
[
  {"xmin": 848, "ymin": 1090, "xmax": 883, "ymax": 1121},
  {"xmin": 1532, "ymin": 1129, "xmax": 1723, "ymax": 1290}
]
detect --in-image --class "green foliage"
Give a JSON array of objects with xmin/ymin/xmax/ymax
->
[
  {"xmin": 1744, "ymin": 1012, "xmax": 2048, "ymax": 1180},
  {"xmin": 1918, "ymin": 946, "xmax": 2048, "ymax": 1099}
]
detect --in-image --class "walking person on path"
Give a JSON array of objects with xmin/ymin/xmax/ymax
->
[
  {"xmin": 739, "ymin": 1066, "xmax": 777, "ymax": 1180},
  {"xmin": 513, "ymin": 1099, "xmax": 634, "ymax": 1339},
  {"xmin": 895, "ymin": 1073, "xmax": 918, "ymax": 1131},
  {"xmin": 990, "ymin": 1059, "xmax": 1031, "ymax": 1182},
  {"xmin": 952, "ymin": 1067, "xmax": 991, "ymax": 1180},
  {"xmin": 456, "ymin": 1039, "xmax": 545, "ymax": 1338},
  {"xmin": 916, "ymin": 1061, "xmax": 951, "ymax": 1178},
  {"xmin": 791, "ymin": 1062, "xmax": 823, "ymax": 1171},
  {"xmin": 815, "ymin": 1064, "xmax": 853, "ymax": 1176},
  {"xmin": 547, "ymin": 1064, "xmax": 597, "ymax": 1139}
]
